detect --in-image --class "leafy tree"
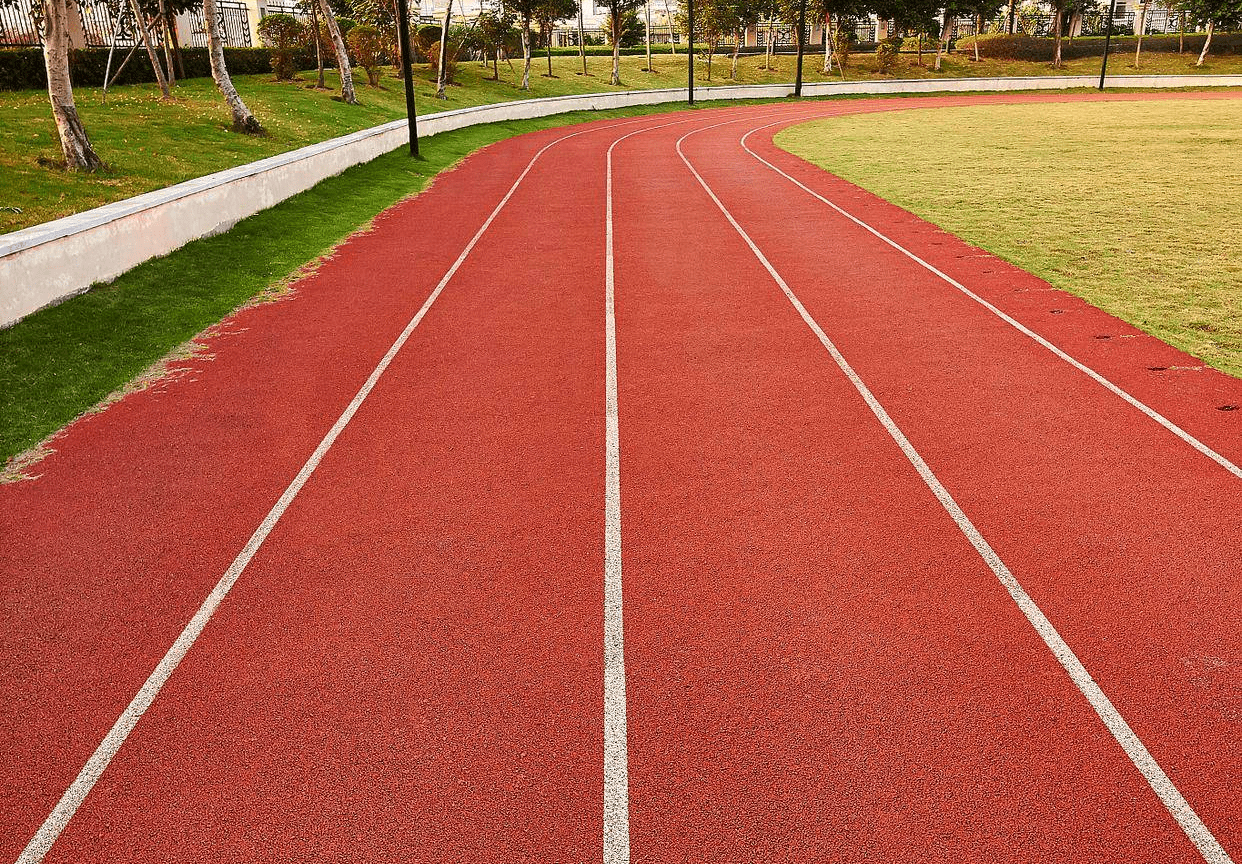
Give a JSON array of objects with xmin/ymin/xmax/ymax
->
[
  {"xmin": 598, "ymin": 0, "xmax": 646, "ymax": 83},
  {"xmin": 504, "ymin": 0, "xmax": 540, "ymax": 89},
  {"xmin": 1173, "ymin": 0, "xmax": 1242, "ymax": 64},
  {"xmin": 476, "ymin": 8, "xmax": 519, "ymax": 78},
  {"xmin": 677, "ymin": 0, "xmax": 739, "ymax": 80},
  {"xmin": 313, "ymin": 0, "xmax": 359, "ymax": 102},
  {"xmin": 536, "ymin": 0, "xmax": 579, "ymax": 76}
]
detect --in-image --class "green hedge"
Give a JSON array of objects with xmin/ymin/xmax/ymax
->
[
  {"xmin": 0, "ymin": 46, "xmax": 332, "ymax": 91},
  {"xmin": 956, "ymin": 31, "xmax": 1242, "ymax": 61}
]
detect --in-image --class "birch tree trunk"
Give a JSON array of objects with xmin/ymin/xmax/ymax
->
[
  {"xmin": 520, "ymin": 20, "xmax": 532, "ymax": 89},
  {"xmin": 731, "ymin": 30, "xmax": 739, "ymax": 77},
  {"xmin": 130, "ymin": 0, "xmax": 171, "ymax": 97},
  {"xmin": 204, "ymin": 0, "xmax": 263, "ymax": 132},
  {"xmin": 317, "ymin": 0, "xmax": 356, "ymax": 103},
  {"xmin": 155, "ymin": 0, "xmax": 175, "ymax": 84},
  {"xmin": 823, "ymin": 14, "xmax": 831, "ymax": 72},
  {"xmin": 974, "ymin": 15, "xmax": 981, "ymax": 60},
  {"xmin": 610, "ymin": 9, "xmax": 622, "ymax": 84},
  {"xmin": 578, "ymin": 2, "xmax": 587, "ymax": 72},
  {"xmin": 1195, "ymin": 18, "xmax": 1214, "ymax": 66},
  {"xmin": 436, "ymin": 0, "xmax": 452, "ymax": 98},
  {"xmin": 645, "ymin": 0, "xmax": 653, "ymax": 70},
  {"xmin": 42, "ymin": 0, "xmax": 103, "ymax": 169},
  {"xmin": 934, "ymin": 11, "xmax": 950, "ymax": 70},
  {"xmin": 664, "ymin": 0, "xmax": 675, "ymax": 54},
  {"xmin": 1052, "ymin": 7, "xmax": 1063, "ymax": 67},
  {"xmin": 765, "ymin": 25, "xmax": 774, "ymax": 69}
]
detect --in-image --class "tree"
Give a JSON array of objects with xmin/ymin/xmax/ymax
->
[
  {"xmin": 258, "ymin": 14, "xmax": 307, "ymax": 80},
  {"xmin": 129, "ymin": 0, "xmax": 172, "ymax": 97},
  {"xmin": 204, "ymin": 0, "xmax": 263, "ymax": 132},
  {"xmin": 598, "ymin": 0, "xmax": 646, "ymax": 83},
  {"xmin": 504, "ymin": 0, "xmax": 540, "ymax": 88},
  {"xmin": 1173, "ymin": 0, "xmax": 1242, "ymax": 65},
  {"xmin": 436, "ymin": 0, "xmax": 454, "ymax": 97},
  {"xmin": 536, "ymin": 0, "xmax": 578, "ymax": 76},
  {"xmin": 678, "ymin": 0, "xmax": 740, "ymax": 80},
  {"xmin": 39, "ymin": 0, "xmax": 103, "ymax": 169},
  {"xmin": 315, "ymin": 0, "xmax": 359, "ymax": 102},
  {"xmin": 476, "ymin": 8, "xmax": 518, "ymax": 78}
]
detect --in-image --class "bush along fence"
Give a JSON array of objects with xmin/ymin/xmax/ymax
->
[
  {"xmin": 0, "ymin": 45, "xmax": 328, "ymax": 90},
  {"xmin": 956, "ymin": 31, "xmax": 1242, "ymax": 60}
]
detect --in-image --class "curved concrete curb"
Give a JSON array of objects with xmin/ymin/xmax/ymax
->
[{"xmin": 3, "ymin": 74, "xmax": 1240, "ymax": 328}]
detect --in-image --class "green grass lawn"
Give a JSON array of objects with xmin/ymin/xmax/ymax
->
[
  {"xmin": 775, "ymin": 97, "xmax": 1242, "ymax": 378},
  {"xmin": 4, "ymin": 48, "xmax": 1242, "ymax": 232}
]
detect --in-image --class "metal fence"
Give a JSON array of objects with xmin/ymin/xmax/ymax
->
[
  {"xmin": 0, "ymin": 0, "xmax": 42, "ymax": 46},
  {"xmin": 180, "ymin": 1, "xmax": 252, "ymax": 47}
]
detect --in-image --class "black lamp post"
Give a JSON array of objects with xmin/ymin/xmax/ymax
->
[
  {"xmin": 1099, "ymin": 0, "xmax": 1118, "ymax": 90},
  {"xmin": 688, "ymin": 0, "xmax": 695, "ymax": 104},
  {"xmin": 395, "ymin": 0, "xmax": 420, "ymax": 155},
  {"xmin": 794, "ymin": 0, "xmax": 807, "ymax": 96}
]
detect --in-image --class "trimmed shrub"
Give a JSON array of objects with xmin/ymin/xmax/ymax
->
[
  {"xmin": 956, "ymin": 31, "xmax": 1242, "ymax": 61},
  {"xmin": 0, "ymin": 46, "xmax": 322, "ymax": 91},
  {"xmin": 257, "ymin": 13, "xmax": 309, "ymax": 79},
  {"xmin": 875, "ymin": 35, "xmax": 903, "ymax": 72}
]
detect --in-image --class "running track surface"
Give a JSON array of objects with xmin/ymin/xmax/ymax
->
[{"xmin": 2, "ymin": 93, "xmax": 1240, "ymax": 864}]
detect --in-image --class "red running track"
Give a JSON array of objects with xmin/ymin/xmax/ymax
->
[{"xmin": 1, "ymin": 94, "xmax": 1239, "ymax": 864}]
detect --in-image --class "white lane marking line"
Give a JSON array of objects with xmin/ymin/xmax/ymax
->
[
  {"xmin": 737, "ymin": 120, "xmax": 1242, "ymax": 481},
  {"xmin": 675, "ymin": 126, "xmax": 1236, "ymax": 864},
  {"xmin": 600, "ymin": 108, "xmax": 792, "ymax": 864},
  {"xmin": 14, "ymin": 115, "xmax": 657, "ymax": 864}
]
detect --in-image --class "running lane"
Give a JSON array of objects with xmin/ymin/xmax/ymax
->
[
  {"xmin": 1, "ymin": 115, "xmax": 670, "ymax": 863},
  {"xmin": 609, "ymin": 105, "xmax": 1233, "ymax": 862},
  {"xmin": 670, "ymin": 95, "xmax": 1239, "ymax": 856}
]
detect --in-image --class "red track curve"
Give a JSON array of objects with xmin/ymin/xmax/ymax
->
[{"xmin": 1, "ymin": 93, "xmax": 1238, "ymax": 863}]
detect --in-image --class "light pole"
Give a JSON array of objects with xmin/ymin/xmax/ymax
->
[
  {"xmin": 688, "ymin": 0, "xmax": 695, "ymax": 104},
  {"xmin": 793, "ymin": 0, "xmax": 807, "ymax": 96},
  {"xmin": 395, "ymin": 0, "xmax": 420, "ymax": 155},
  {"xmin": 1099, "ymin": 0, "xmax": 1118, "ymax": 89}
]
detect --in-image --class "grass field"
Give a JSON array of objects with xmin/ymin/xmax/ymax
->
[
  {"xmin": 775, "ymin": 97, "xmax": 1242, "ymax": 378},
  {"xmin": 4, "ymin": 49, "xmax": 1242, "ymax": 232}
]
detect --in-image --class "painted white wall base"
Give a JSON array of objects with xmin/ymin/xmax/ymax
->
[{"xmin": 3, "ymin": 74, "xmax": 1239, "ymax": 328}]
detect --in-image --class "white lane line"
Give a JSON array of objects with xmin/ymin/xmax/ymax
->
[
  {"xmin": 601, "ymin": 109, "xmax": 791, "ymax": 864},
  {"xmin": 675, "ymin": 127, "xmax": 1235, "ymax": 864},
  {"xmin": 737, "ymin": 120, "xmax": 1242, "ymax": 481},
  {"xmin": 14, "ymin": 115, "xmax": 659, "ymax": 864}
]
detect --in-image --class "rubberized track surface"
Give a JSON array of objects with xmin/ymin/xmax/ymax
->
[{"xmin": 2, "ymin": 93, "xmax": 1239, "ymax": 863}]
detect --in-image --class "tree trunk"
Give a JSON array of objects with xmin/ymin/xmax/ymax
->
[
  {"xmin": 645, "ymin": 0, "xmax": 652, "ymax": 70},
  {"xmin": 934, "ymin": 11, "xmax": 951, "ymax": 71},
  {"xmin": 1196, "ymin": 18, "xmax": 1213, "ymax": 66},
  {"xmin": 130, "ymin": 0, "xmax": 171, "ymax": 97},
  {"xmin": 974, "ymin": 15, "xmax": 981, "ymax": 60},
  {"xmin": 578, "ymin": 2, "xmax": 587, "ymax": 72},
  {"xmin": 731, "ymin": 31, "xmax": 739, "ymax": 77},
  {"xmin": 823, "ymin": 14, "xmax": 831, "ymax": 72},
  {"xmin": 436, "ymin": 0, "xmax": 452, "ymax": 98},
  {"xmin": 521, "ymin": 20, "xmax": 532, "ymax": 89},
  {"xmin": 610, "ymin": 10, "xmax": 621, "ymax": 84},
  {"xmin": 1052, "ymin": 8, "xmax": 1063, "ymax": 67},
  {"xmin": 547, "ymin": 27, "xmax": 553, "ymax": 76},
  {"xmin": 318, "ymin": 0, "xmax": 355, "ymax": 102},
  {"xmin": 765, "ymin": 24, "xmax": 774, "ymax": 69},
  {"xmin": 664, "ymin": 0, "xmax": 675, "ymax": 54},
  {"xmin": 42, "ymin": 0, "xmax": 103, "ymax": 170},
  {"xmin": 167, "ymin": 7, "xmax": 186, "ymax": 78},
  {"xmin": 155, "ymin": 0, "xmax": 176, "ymax": 84},
  {"xmin": 203, "ymin": 0, "xmax": 263, "ymax": 132},
  {"xmin": 1134, "ymin": 3, "xmax": 1145, "ymax": 67},
  {"xmin": 706, "ymin": 40, "xmax": 712, "ymax": 80},
  {"xmin": 310, "ymin": 0, "xmax": 325, "ymax": 87}
]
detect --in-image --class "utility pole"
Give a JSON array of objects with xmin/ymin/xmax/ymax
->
[
  {"xmin": 395, "ymin": 0, "xmax": 420, "ymax": 155},
  {"xmin": 1098, "ymin": 0, "xmax": 1118, "ymax": 89}
]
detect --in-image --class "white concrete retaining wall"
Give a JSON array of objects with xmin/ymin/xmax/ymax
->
[{"xmin": 3, "ymin": 74, "xmax": 1239, "ymax": 328}]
